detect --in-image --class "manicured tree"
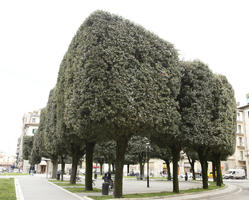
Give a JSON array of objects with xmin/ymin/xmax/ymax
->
[
  {"xmin": 126, "ymin": 136, "xmax": 149, "ymax": 179},
  {"xmin": 184, "ymin": 148, "xmax": 198, "ymax": 180},
  {"xmin": 150, "ymin": 144, "xmax": 172, "ymax": 181},
  {"xmin": 151, "ymin": 134, "xmax": 182, "ymax": 192},
  {"xmin": 94, "ymin": 141, "xmax": 116, "ymax": 174},
  {"xmin": 43, "ymin": 88, "xmax": 70, "ymax": 180},
  {"xmin": 178, "ymin": 60, "xmax": 215, "ymax": 189},
  {"xmin": 43, "ymin": 89, "xmax": 59, "ymax": 178},
  {"xmin": 63, "ymin": 11, "xmax": 180, "ymax": 197},
  {"xmin": 22, "ymin": 136, "xmax": 34, "ymax": 160},
  {"xmin": 211, "ymin": 74, "xmax": 236, "ymax": 186},
  {"xmin": 56, "ymin": 52, "xmax": 85, "ymax": 185},
  {"xmin": 93, "ymin": 146, "xmax": 105, "ymax": 175},
  {"xmin": 30, "ymin": 108, "xmax": 48, "ymax": 167}
]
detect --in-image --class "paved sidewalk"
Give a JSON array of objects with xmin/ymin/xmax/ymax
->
[{"xmin": 16, "ymin": 175, "xmax": 88, "ymax": 200}]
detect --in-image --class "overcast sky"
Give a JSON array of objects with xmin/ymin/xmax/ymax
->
[{"xmin": 1, "ymin": 0, "xmax": 249, "ymax": 156}]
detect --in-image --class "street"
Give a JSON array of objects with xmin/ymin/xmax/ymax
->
[{"xmin": 201, "ymin": 180, "xmax": 249, "ymax": 200}]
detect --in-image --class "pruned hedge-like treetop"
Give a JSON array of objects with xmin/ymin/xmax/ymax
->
[{"xmin": 62, "ymin": 10, "xmax": 181, "ymax": 140}]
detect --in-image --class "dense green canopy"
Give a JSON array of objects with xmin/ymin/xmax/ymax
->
[
  {"xmin": 211, "ymin": 74, "xmax": 236, "ymax": 154},
  {"xmin": 59, "ymin": 10, "xmax": 181, "ymax": 197},
  {"xmin": 22, "ymin": 136, "xmax": 33, "ymax": 160},
  {"xmin": 178, "ymin": 60, "xmax": 215, "ymax": 189},
  {"xmin": 178, "ymin": 60, "xmax": 215, "ymax": 147},
  {"xmin": 63, "ymin": 10, "xmax": 181, "ymax": 138},
  {"xmin": 44, "ymin": 88, "xmax": 61, "ymax": 160},
  {"xmin": 30, "ymin": 108, "xmax": 47, "ymax": 165}
]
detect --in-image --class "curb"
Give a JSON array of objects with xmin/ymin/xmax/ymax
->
[
  {"xmin": 48, "ymin": 181, "xmax": 92, "ymax": 200},
  {"xmin": 14, "ymin": 178, "xmax": 24, "ymax": 200},
  {"xmin": 108, "ymin": 184, "xmax": 240, "ymax": 200}
]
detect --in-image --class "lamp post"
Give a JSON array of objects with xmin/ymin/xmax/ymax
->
[{"xmin": 146, "ymin": 142, "xmax": 150, "ymax": 188}]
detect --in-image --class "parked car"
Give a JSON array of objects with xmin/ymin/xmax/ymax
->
[
  {"xmin": 13, "ymin": 168, "xmax": 19, "ymax": 173},
  {"xmin": 223, "ymin": 169, "xmax": 245, "ymax": 179},
  {"xmin": 78, "ymin": 168, "xmax": 85, "ymax": 175}
]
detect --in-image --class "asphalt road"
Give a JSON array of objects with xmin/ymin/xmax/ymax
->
[{"xmin": 201, "ymin": 180, "xmax": 249, "ymax": 200}]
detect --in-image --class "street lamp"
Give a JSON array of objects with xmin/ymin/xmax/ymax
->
[{"xmin": 146, "ymin": 142, "xmax": 150, "ymax": 188}]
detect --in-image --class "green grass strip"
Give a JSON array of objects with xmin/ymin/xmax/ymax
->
[
  {"xmin": 90, "ymin": 182, "xmax": 224, "ymax": 200},
  {"xmin": 54, "ymin": 182, "xmax": 84, "ymax": 186},
  {"xmin": 48, "ymin": 179, "xmax": 70, "ymax": 183},
  {"xmin": 0, "ymin": 178, "xmax": 16, "ymax": 200},
  {"xmin": 0, "ymin": 173, "xmax": 29, "ymax": 176},
  {"xmin": 65, "ymin": 187, "xmax": 102, "ymax": 193}
]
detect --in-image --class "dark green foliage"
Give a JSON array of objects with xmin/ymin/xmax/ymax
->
[
  {"xmin": 44, "ymin": 89, "xmax": 60, "ymax": 158},
  {"xmin": 30, "ymin": 108, "xmax": 47, "ymax": 165},
  {"xmin": 179, "ymin": 60, "xmax": 214, "ymax": 147},
  {"xmin": 59, "ymin": 10, "xmax": 180, "ymax": 198},
  {"xmin": 211, "ymin": 75, "xmax": 236, "ymax": 155},
  {"xmin": 179, "ymin": 60, "xmax": 215, "ymax": 189},
  {"xmin": 211, "ymin": 74, "xmax": 236, "ymax": 186},
  {"xmin": 22, "ymin": 136, "xmax": 33, "ymax": 160},
  {"xmin": 56, "ymin": 47, "xmax": 85, "ymax": 185}
]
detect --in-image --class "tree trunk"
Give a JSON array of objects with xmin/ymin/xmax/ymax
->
[
  {"xmin": 187, "ymin": 155, "xmax": 196, "ymax": 180},
  {"xmin": 85, "ymin": 142, "xmax": 95, "ymax": 191},
  {"xmin": 216, "ymin": 158, "xmax": 223, "ymax": 186},
  {"xmin": 114, "ymin": 136, "xmax": 129, "ymax": 198},
  {"xmin": 108, "ymin": 162, "xmax": 111, "ymax": 173},
  {"xmin": 112, "ymin": 163, "xmax": 115, "ymax": 172},
  {"xmin": 61, "ymin": 156, "xmax": 65, "ymax": 181},
  {"xmin": 165, "ymin": 160, "xmax": 171, "ymax": 181},
  {"xmin": 199, "ymin": 155, "xmax": 208, "ymax": 189},
  {"xmin": 172, "ymin": 148, "xmax": 180, "ymax": 193},
  {"xmin": 100, "ymin": 162, "xmax": 103, "ymax": 175},
  {"xmin": 212, "ymin": 160, "xmax": 217, "ymax": 182},
  {"xmin": 70, "ymin": 155, "xmax": 79, "ymax": 184},
  {"xmin": 139, "ymin": 161, "xmax": 145, "ymax": 179},
  {"xmin": 52, "ymin": 158, "xmax": 58, "ymax": 179},
  {"xmin": 127, "ymin": 164, "xmax": 130, "ymax": 176}
]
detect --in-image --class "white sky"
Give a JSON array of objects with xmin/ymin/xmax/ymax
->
[{"xmin": 1, "ymin": 0, "xmax": 249, "ymax": 156}]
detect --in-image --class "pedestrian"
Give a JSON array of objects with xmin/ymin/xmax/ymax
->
[
  {"xmin": 94, "ymin": 170, "xmax": 97, "ymax": 179},
  {"xmin": 102, "ymin": 173, "xmax": 108, "ymax": 182},
  {"xmin": 185, "ymin": 172, "xmax": 188, "ymax": 181}
]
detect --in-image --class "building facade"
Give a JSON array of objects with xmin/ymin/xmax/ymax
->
[{"xmin": 16, "ymin": 110, "xmax": 40, "ymax": 172}]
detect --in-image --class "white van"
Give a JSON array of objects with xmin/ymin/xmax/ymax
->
[{"xmin": 223, "ymin": 169, "xmax": 245, "ymax": 179}]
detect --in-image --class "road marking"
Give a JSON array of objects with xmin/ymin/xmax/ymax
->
[
  {"xmin": 48, "ymin": 181, "xmax": 92, "ymax": 200},
  {"xmin": 15, "ymin": 178, "xmax": 24, "ymax": 200}
]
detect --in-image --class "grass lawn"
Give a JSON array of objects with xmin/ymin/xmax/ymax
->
[
  {"xmin": 0, "ymin": 178, "xmax": 16, "ymax": 200},
  {"xmin": 89, "ymin": 182, "xmax": 224, "ymax": 200},
  {"xmin": 65, "ymin": 187, "xmax": 102, "ymax": 193},
  {"xmin": 0, "ymin": 173, "xmax": 29, "ymax": 176}
]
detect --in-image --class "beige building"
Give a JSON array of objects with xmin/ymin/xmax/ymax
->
[
  {"xmin": 16, "ymin": 110, "xmax": 41, "ymax": 172},
  {"xmin": 0, "ymin": 151, "xmax": 15, "ymax": 170}
]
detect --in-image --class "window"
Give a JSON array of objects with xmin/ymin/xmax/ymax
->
[
  {"xmin": 237, "ymin": 125, "xmax": 242, "ymax": 133},
  {"xmin": 239, "ymin": 137, "xmax": 243, "ymax": 146},
  {"xmin": 248, "ymin": 111, "xmax": 249, "ymax": 118},
  {"xmin": 240, "ymin": 151, "xmax": 244, "ymax": 160},
  {"xmin": 32, "ymin": 118, "xmax": 36, "ymax": 123},
  {"xmin": 32, "ymin": 129, "xmax": 36, "ymax": 134}
]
